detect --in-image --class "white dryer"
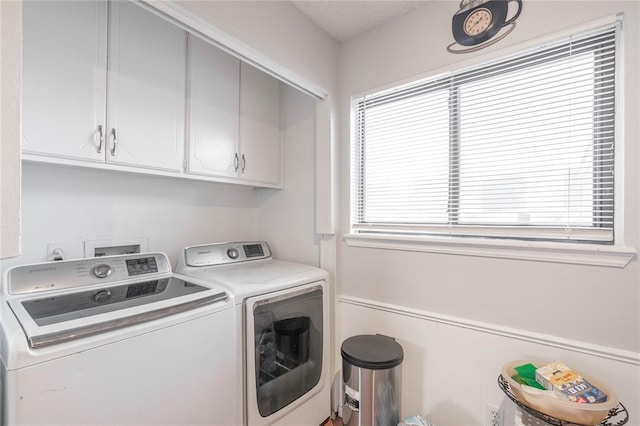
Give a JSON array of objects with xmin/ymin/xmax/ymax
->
[
  {"xmin": 176, "ymin": 241, "xmax": 330, "ymax": 426},
  {"xmin": 1, "ymin": 253, "xmax": 240, "ymax": 425}
]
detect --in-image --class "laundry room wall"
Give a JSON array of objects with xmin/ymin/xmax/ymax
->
[
  {"xmin": 337, "ymin": 2, "xmax": 640, "ymax": 425},
  {"xmin": 0, "ymin": 163, "xmax": 258, "ymax": 270},
  {"xmin": 256, "ymin": 86, "xmax": 320, "ymax": 267},
  {"xmin": 0, "ymin": 0, "xmax": 22, "ymax": 260}
]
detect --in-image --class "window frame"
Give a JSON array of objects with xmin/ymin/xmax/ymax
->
[{"xmin": 346, "ymin": 16, "xmax": 635, "ymax": 267}]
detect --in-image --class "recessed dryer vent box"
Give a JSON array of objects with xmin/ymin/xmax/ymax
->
[{"xmin": 84, "ymin": 238, "xmax": 148, "ymax": 258}]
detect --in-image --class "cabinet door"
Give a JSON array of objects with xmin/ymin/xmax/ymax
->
[
  {"xmin": 187, "ymin": 36, "xmax": 240, "ymax": 178},
  {"xmin": 107, "ymin": 1, "xmax": 186, "ymax": 172},
  {"xmin": 239, "ymin": 63, "xmax": 283, "ymax": 186},
  {"xmin": 22, "ymin": 1, "xmax": 107, "ymax": 162}
]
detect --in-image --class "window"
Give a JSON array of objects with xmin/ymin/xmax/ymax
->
[{"xmin": 352, "ymin": 24, "xmax": 618, "ymax": 244}]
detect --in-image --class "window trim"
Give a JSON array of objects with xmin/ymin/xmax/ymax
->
[
  {"xmin": 347, "ymin": 15, "xmax": 633, "ymax": 264},
  {"xmin": 343, "ymin": 232, "xmax": 636, "ymax": 268}
]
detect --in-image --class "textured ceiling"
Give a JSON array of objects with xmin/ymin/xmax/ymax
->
[{"xmin": 291, "ymin": 1, "xmax": 430, "ymax": 42}]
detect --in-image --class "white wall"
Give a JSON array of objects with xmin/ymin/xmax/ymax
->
[
  {"xmin": 257, "ymin": 86, "xmax": 320, "ymax": 267},
  {"xmin": 0, "ymin": 163, "xmax": 258, "ymax": 270},
  {"xmin": 337, "ymin": 1, "xmax": 640, "ymax": 424},
  {"xmin": 0, "ymin": 1, "xmax": 22, "ymax": 259}
]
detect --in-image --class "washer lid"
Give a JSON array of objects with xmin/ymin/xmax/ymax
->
[
  {"xmin": 8, "ymin": 276, "xmax": 228, "ymax": 349},
  {"xmin": 21, "ymin": 277, "xmax": 207, "ymax": 326},
  {"xmin": 341, "ymin": 334, "xmax": 404, "ymax": 370}
]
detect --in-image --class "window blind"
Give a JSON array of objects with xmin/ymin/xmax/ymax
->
[{"xmin": 352, "ymin": 24, "xmax": 618, "ymax": 243}]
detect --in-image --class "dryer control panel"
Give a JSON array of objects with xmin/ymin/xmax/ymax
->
[
  {"xmin": 184, "ymin": 241, "xmax": 271, "ymax": 267},
  {"xmin": 6, "ymin": 253, "xmax": 171, "ymax": 295}
]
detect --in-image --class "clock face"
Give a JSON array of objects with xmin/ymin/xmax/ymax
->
[{"xmin": 463, "ymin": 8, "xmax": 493, "ymax": 36}]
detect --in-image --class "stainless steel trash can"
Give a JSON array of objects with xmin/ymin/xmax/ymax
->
[{"xmin": 341, "ymin": 334, "xmax": 403, "ymax": 426}]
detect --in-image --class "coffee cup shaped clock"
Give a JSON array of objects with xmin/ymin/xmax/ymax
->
[{"xmin": 447, "ymin": 0, "xmax": 522, "ymax": 54}]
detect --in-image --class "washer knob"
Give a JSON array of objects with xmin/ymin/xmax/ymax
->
[
  {"xmin": 93, "ymin": 289, "xmax": 112, "ymax": 304},
  {"xmin": 91, "ymin": 264, "xmax": 113, "ymax": 279},
  {"xmin": 227, "ymin": 248, "xmax": 240, "ymax": 260}
]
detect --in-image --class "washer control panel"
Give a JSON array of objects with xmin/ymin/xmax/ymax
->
[
  {"xmin": 184, "ymin": 241, "xmax": 271, "ymax": 267},
  {"xmin": 6, "ymin": 253, "xmax": 171, "ymax": 295}
]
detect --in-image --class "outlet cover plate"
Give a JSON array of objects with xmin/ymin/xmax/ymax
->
[{"xmin": 486, "ymin": 403, "xmax": 504, "ymax": 426}]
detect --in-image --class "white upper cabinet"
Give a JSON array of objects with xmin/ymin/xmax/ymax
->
[
  {"xmin": 187, "ymin": 46, "xmax": 283, "ymax": 187},
  {"xmin": 22, "ymin": 1, "xmax": 186, "ymax": 173},
  {"xmin": 239, "ymin": 63, "xmax": 283, "ymax": 187},
  {"xmin": 187, "ymin": 36, "xmax": 240, "ymax": 178},
  {"xmin": 107, "ymin": 1, "xmax": 186, "ymax": 172},
  {"xmin": 22, "ymin": 1, "xmax": 284, "ymax": 188},
  {"xmin": 22, "ymin": 1, "xmax": 107, "ymax": 162}
]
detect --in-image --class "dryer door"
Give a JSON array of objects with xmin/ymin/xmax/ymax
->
[{"xmin": 245, "ymin": 281, "xmax": 326, "ymax": 425}]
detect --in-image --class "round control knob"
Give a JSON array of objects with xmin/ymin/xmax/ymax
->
[
  {"xmin": 93, "ymin": 289, "xmax": 112, "ymax": 304},
  {"xmin": 227, "ymin": 248, "xmax": 240, "ymax": 260},
  {"xmin": 91, "ymin": 264, "xmax": 113, "ymax": 279}
]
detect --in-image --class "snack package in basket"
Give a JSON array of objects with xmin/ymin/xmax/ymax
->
[{"xmin": 535, "ymin": 361, "xmax": 607, "ymax": 403}]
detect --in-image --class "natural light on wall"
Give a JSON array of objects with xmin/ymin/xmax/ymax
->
[{"xmin": 352, "ymin": 22, "xmax": 618, "ymax": 244}]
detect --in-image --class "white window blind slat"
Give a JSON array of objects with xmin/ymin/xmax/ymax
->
[{"xmin": 352, "ymin": 23, "xmax": 618, "ymax": 243}]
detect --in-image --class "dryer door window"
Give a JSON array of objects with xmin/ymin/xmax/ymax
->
[{"xmin": 251, "ymin": 285, "xmax": 323, "ymax": 417}]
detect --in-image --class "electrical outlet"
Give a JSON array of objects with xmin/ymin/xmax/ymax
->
[
  {"xmin": 486, "ymin": 403, "xmax": 504, "ymax": 426},
  {"xmin": 47, "ymin": 243, "xmax": 72, "ymax": 261}
]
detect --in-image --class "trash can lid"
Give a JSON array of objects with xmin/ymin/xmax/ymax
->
[{"xmin": 341, "ymin": 334, "xmax": 404, "ymax": 370}]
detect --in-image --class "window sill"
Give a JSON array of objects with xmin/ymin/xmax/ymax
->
[{"xmin": 342, "ymin": 233, "xmax": 637, "ymax": 268}]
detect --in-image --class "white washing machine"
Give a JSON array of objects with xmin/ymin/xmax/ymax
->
[
  {"xmin": 176, "ymin": 241, "xmax": 330, "ymax": 426},
  {"xmin": 1, "ymin": 252, "xmax": 240, "ymax": 425}
]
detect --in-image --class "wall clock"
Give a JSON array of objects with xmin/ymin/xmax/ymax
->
[{"xmin": 447, "ymin": 0, "xmax": 522, "ymax": 54}]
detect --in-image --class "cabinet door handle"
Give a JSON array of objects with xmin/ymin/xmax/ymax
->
[
  {"xmin": 234, "ymin": 153, "xmax": 239, "ymax": 171},
  {"xmin": 241, "ymin": 154, "xmax": 246, "ymax": 173},
  {"xmin": 96, "ymin": 125, "xmax": 104, "ymax": 153},
  {"xmin": 110, "ymin": 128, "xmax": 117, "ymax": 156}
]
